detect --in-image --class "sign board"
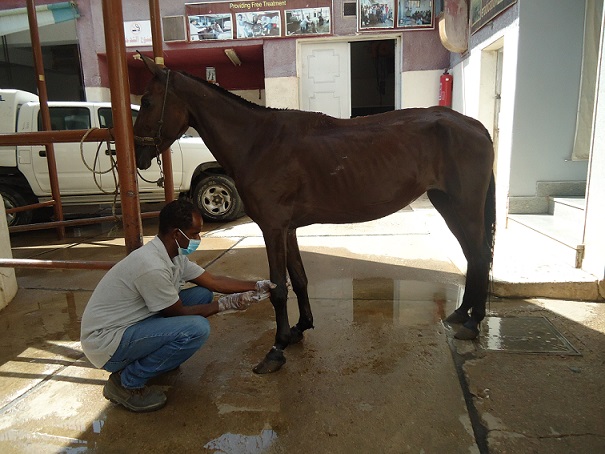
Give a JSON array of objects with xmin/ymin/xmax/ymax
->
[{"xmin": 124, "ymin": 20, "xmax": 153, "ymax": 47}]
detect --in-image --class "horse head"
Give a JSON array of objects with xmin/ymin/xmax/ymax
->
[{"xmin": 133, "ymin": 53, "xmax": 189, "ymax": 170}]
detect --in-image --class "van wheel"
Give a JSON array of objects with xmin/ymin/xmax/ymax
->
[
  {"xmin": 1, "ymin": 185, "xmax": 33, "ymax": 227},
  {"xmin": 192, "ymin": 175, "xmax": 244, "ymax": 222}
]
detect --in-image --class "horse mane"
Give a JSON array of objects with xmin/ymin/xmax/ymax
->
[
  {"xmin": 176, "ymin": 70, "xmax": 338, "ymax": 121},
  {"xmin": 178, "ymin": 70, "xmax": 278, "ymax": 112}
]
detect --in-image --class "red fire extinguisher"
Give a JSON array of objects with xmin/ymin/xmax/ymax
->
[{"xmin": 439, "ymin": 69, "xmax": 453, "ymax": 107}]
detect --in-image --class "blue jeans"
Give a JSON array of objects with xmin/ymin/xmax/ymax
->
[{"xmin": 103, "ymin": 286, "xmax": 214, "ymax": 389}]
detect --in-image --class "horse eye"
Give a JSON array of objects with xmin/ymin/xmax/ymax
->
[{"xmin": 141, "ymin": 97, "xmax": 151, "ymax": 109}]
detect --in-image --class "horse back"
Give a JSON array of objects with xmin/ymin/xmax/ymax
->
[{"xmin": 239, "ymin": 107, "xmax": 493, "ymax": 227}]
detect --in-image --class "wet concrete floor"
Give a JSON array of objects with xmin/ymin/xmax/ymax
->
[{"xmin": 1, "ymin": 201, "xmax": 604, "ymax": 453}]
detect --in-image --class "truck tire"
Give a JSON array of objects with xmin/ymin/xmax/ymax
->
[
  {"xmin": 1, "ymin": 185, "xmax": 33, "ymax": 227},
  {"xmin": 192, "ymin": 174, "xmax": 244, "ymax": 222}
]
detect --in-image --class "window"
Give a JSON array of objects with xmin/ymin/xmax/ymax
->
[
  {"xmin": 39, "ymin": 107, "xmax": 91, "ymax": 131},
  {"xmin": 98, "ymin": 107, "xmax": 138, "ymax": 128}
]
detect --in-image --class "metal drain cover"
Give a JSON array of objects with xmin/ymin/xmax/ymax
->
[{"xmin": 479, "ymin": 316, "xmax": 580, "ymax": 355}]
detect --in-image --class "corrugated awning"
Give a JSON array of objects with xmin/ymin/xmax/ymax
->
[{"xmin": 0, "ymin": 1, "xmax": 79, "ymax": 36}]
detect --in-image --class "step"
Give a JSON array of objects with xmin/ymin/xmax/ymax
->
[
  {"xmin": 550, "ymin": 197, "xmax": 585, "ymax": 221},
  {"xmin": 508, "ymin": 214, "xmax": 583, "ymax": 248}
]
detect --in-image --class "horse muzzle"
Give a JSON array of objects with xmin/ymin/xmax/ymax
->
[{"xmin": 134, "ymin": 144, "xmax": 154, "ymax": 170}]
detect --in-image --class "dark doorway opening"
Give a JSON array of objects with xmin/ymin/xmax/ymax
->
[{"xmin": 350, "ymin": 39, "xmax": 395, "ymax": 117}]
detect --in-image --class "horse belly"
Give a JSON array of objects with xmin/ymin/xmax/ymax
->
[{"xmin": 296, "ymin": 162, "xmax": 427, "ymax": 225}]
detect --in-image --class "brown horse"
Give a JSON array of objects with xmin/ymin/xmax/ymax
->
[{"xmin": 133, "ymin": 54, "xmax": 495, "ymax": 374}]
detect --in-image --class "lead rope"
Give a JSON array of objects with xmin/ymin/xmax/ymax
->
[{"xmin": 79, "ymin": 127, "xmax": 120, "ymax": 220}]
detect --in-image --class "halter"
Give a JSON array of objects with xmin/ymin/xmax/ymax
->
[{"xmin": 133, "ymin": 68, "xmax": 171, "ymax": 167}]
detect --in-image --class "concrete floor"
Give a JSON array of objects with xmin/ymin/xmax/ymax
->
[{"xmin": 1, "ymin": 200, "xmax": 604, "ymax": 453}]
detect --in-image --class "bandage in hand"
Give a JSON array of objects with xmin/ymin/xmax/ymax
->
[
  {"xmin": 255, "ymin": 280, "xmax": 277, "ymax": 301},
  {"xmin": 218, "ymin": 291, "xmax": 255, "ymax": 311}
]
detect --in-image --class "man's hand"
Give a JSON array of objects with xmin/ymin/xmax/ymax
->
[
  {"xmin": 218, "ymin": 291, "xmax": 256, "ymax": 311},
  {"xmin": 255, "ymin": 280, "xmax": 277, "ymax": 300}
]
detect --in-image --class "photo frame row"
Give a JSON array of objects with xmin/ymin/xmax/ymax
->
[
  {"xmin": 185, "ymin": 0, "xmax": 432, "ymax": 42},
  {"xmin": 359, "ymin": 0, "xmax": 433, "ymax": 31},
  {"xmin": 188, "ymin": 7, "xmax": 331, "ymax": 41}
]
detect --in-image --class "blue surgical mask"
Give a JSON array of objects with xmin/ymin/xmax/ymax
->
[{"xmin": 176, "ymin": 229, "xmax": 201, "ymax": 256}]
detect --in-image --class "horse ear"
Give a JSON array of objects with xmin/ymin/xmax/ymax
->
[{"xmin": 136, "ymin": 51, "xmax": 164, "ymax": 78}]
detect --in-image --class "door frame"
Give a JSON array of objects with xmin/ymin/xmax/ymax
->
[{"xmin": 297, "ymin": 34, "xmax": 402, "ymax": 117}]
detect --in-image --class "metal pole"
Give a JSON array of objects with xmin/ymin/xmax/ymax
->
[
  {"xmin": 26, "ymin": 0, "xmax": 65, "ymax": 239},
  {"xmin": 0, "ymin": 259, "xmax": 116, "ymax": 270},
  {"xmin": 148, "ymin": 0, "xmax": 174, "ymax": 203},
  {"xmin": 102, "ymin": 0, "xmax": 143, "ymax": 253},
  {"xmin": 8, "ymin": 211, "xmax": 159, "ymax": 234},
  {"xmin": 0, "ymin": 128, "xmax": 113, "ymax": 146}
]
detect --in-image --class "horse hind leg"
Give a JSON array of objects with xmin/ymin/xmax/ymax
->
[
  {"xmin": 427, "ymin": 189, "xmax": 492, "ymax": 340},
  {"xmin": 286, "ymin": 229, "xmax": 313, "ymax": 344}
]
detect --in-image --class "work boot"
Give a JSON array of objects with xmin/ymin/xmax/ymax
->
[{"xmin": 103, "ymin": 372, "xmax": 167, "ymax": 412}]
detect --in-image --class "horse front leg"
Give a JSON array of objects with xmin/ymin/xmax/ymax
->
[
  {"xmin": 253, "ymin": 228, "xmax": 291, "ymax": 374},
  {"xmin": 286, "ymin": 229, "xmax": 313, "ymax": 344}
]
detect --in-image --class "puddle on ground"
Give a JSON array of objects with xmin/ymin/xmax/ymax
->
[
  {"xmin": 306, "ymin": 278, "xmax": 463, "ymax": 327},
  {"xmin": 0, "ymin": 279, "xmax": 463, "ymax": 356},
  {"xmin": 479, "ymin": 316, "xmax": 580, "ymax": 355},
  {"xmin": 0, "ymin": 277, "xmax": 464, "ymax": 453}
]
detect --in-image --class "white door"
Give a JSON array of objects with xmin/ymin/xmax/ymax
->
[{"xmin": 300, "ymin": 41, "xmax": 351, "ymax": 119}]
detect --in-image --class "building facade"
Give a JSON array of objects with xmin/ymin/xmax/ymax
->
[
  {"xmin": 1, "ymin": 0, "xmax": 604, "ymax": 291},
  {"xmin": 1, "ymin": 0, "xmax": 448, "ymax": 113},
  {"xmin": 449, "ymin": 0, "xmax": 604, "ymax": 287}
]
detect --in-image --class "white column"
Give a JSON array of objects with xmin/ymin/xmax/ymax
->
[{"xmin": 0, "ymin": 203, "xmax": 18, "ymax": 310}]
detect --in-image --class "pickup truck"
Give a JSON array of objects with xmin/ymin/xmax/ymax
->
[{"xmin": 0, "ymin": 89, "xmax": 244, "ymax": 226}]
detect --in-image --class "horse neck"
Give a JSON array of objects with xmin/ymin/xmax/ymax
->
[{"xmin": 175, "ymin": 75, "xmax": 265, "ymax": 176}]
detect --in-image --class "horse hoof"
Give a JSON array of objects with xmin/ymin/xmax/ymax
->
[
  {"xmin": 445, "ymin": 310, "xmax": 470, "ymax": 325},
  {"xmin": 252, "ymin": 349, "xmax": 286, "ymax": 374},
  {"xmin": 290, "ymin": 326, "xmax": 304, "ymax": 344},
  {"xmin": 454, "ymin": 324, "xmax": 479, "ymax": 340}
]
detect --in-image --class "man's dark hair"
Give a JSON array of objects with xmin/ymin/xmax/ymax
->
[{"xmin": 158, "ymin": 199, "xmax": 200, "ymax": 234}]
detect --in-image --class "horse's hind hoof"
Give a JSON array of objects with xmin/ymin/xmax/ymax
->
[
  {"xmin": 253, "ymin": 348, "xmax": 286, "ymax": 374},
  {"xmin": 454, "ymin": 323, "xmax": 479, "ymax": 340},
  {"xmin": 445, "ymin": 310, "xmax": 470, "ymax": 325},
  {"xmin": 290, "ymin": 326, "xmax": 304, "ymax": 344}
]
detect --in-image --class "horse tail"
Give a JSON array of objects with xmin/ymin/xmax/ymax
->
[{"xmin": 484, "ymin": 171, "xmax": 496, "ymax": 266}]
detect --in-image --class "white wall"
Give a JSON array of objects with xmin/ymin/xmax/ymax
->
[
  {"xmin": 452, "ymin": 0, "xmax": 591, "ymax": 223},
  {"xmin": 265, "ymin": 77, "xmax": 298, "ymax": 109},
  {"xmin": 582, "ymin": 4, "xmax": 605, "ymax": 281},
  {"xmin": 509, "ymin": 0, "xmax": 588, "ymax": 196},
  {"xmin": 0, "ymin": 203, "xmax": 17, "ymax": 310},
  {"xmin": 451, "ymin": 20, "xmax": 519, "ymax": 229},
  {"xmin": 401, "ymin": 70, "xmax": 441, "ymax": 108}
]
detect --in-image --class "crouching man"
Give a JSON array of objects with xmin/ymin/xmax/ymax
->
[{"xmin": 80, "ymin": 199, "xmax": 274, "ymax": 412}]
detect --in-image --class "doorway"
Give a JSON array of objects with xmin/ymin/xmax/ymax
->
[
  {"xmin": 299, "ymin": 38, "xmax": 396, "ymax": 118},
  {"xmin": 350, "ymin": 40, "xmax": 395, "ymax": 117}
]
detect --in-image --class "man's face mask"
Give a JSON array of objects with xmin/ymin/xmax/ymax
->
[{"xmin": 176, "ymin": 229, "xmax": 201, "ymax": 256}]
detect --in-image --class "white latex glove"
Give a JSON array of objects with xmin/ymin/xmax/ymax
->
[
  {"xmin": 254, "ymin": 280, "xmax": 277, "ymax": 301},
  {"xmin": 218, "ymin": 291, "xmax": 256, "ymax": 311}
]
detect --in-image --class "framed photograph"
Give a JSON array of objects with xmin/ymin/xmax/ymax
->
[
  {"xmin": 285, "ymin": 8, "xmax": 331, "ymax": 36},
  {"xmin": 188, "ymin": 14, "xmax": 233, "ymax": 41},
  {"xmin": 235, "ymin": 11, "xmax": 282, "ymax": 39},
  {"xmin": 470, "ymin": 0, "xmax": 517, "ymax": 34},
  {"xmin": 397, "ymin": 0, "xmax": 433, "ymax": 28},
  {"xmin": 186, "ymin": 1, "xmax": 330, "ymax": 41},
  {"xmin": 359, "ymin": 0, "xmax": 395, "ymax": 30}
]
